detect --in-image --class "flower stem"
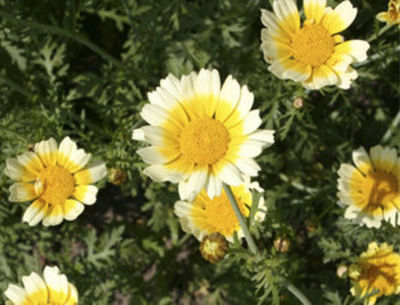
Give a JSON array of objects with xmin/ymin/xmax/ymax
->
[
  {"xmin": 223, "ymin": 183, "xmax": 258, "ymax": 255},
  {"xmin": 368, "ymin": 24, "xmax": 393, "ymax": 42},
  {"xmin": 223, "ymin": 183, "xmax": 312, "ymax": 305}
]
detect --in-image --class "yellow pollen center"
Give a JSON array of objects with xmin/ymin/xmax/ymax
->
[
  {"xmin": 194, "ymin": 187, "xmax": 250, "ymax": 238},
  {"xmin": 179, "ymin": 117, "xmax": 230, "ymax": 165},
  {"xmin": 38, "ymin": 166, "xmax": 75, "ymax": 206},
  {"xmin": 359, "ymin": 261, "xmax": 398, "ymax": 295},
  {"xmin": 359, "ymin": 171, "xmax": 398, "ymax": 213},
  {"xmin": 291, "ymin": 24, "xmax": 335, "ymax": 67}
]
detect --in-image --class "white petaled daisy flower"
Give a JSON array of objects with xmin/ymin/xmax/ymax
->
[
  {"xmin": 132, "ymin": 69, "xmax": 275, "ymax": 200},
  {"xmin": 4, "ymin": 266, "xmax": 78, "ymax": 305},
  {"xmin": 261, "ymin": 0, "xmax": 370, "ymax": 90},
  {"xmin": 4, "ymin": 136, "xmax": 107, "ymax": 226},
  {"xmin": 337, "ymin": 145, "xmax": 400, "ymax": 228},
  {"xmin": 174, "ymin": 178, "xmax": 267, "ymax": 242}
]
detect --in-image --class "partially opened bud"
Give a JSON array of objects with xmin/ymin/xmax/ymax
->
[
  {"xmin": 200, "ymin": 233, "xmax": 229, "ymax": 263},
  {"xmin": 109, "ymin": 167, "xmax": 127, "ymax": 186}
]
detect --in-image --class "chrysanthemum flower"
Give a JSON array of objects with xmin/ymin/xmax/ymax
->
[
  {"xmin": 377, "ymin": 0, "xmax": 400, "ymax": 28},
  {"xmin": 349, "ymin": 242, "xmax": 400, "ymax": 305},
  {"xmin": 337, "ymin": 145, "xmax": 400, "ymax": 228},
  {"xmin": 174, "ymin": 179, "xmax": 266, "ymax": 242},
  {"xmin": 4, "ymin": 266, "xmax": 78, "ymax": 305},
  {"xmin": 132, "ymin": 69, "xmax": 275, "ymax": 200},
  {"xmin": 4, "ymin": 137, "xmax": 107, "ymax": 226},
  {"xmin": 261, "ymin": 0, "xmax": 370, "ymax": 90}
]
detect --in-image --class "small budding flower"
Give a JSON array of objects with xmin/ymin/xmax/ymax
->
[
  {"xmin": 337, "ymin": 265, "xmax": 348, "ymax": 278},
  {"xmin": 200, "ymin": 233, "xmax": 229, "ymax": 263},
  {"xmin": 274, "ymin": 236, "xmax": 291, "ymax": 253},
  {"xmin": 377, "ymin": 0, "xmax": 400, "ymax": 28},
  {"xmin": 293, "ymin": 97, "xmax": 305, "ymax": 109},
  {"xmin": 108, "ymin": 167, "xmax": 127, "ymax": 186}
]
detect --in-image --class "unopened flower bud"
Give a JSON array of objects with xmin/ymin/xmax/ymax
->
[
  {"xmin": 293, "ymin": 97, "xmax": 304, "ymax": 109},
  {"xmin": 274, "ymin": 237, "xmax": 290, "ymax": 253},
  {"xmin": 200, "ymin": 233, "xmax": 229, "ymax": 263},
  {"xmin": 337, "ymin": 265, "xmax": 348, "ymax": 278},
  {"xmin": 108, "ymin": 167, "xmax": 127, "ymax": 186}
]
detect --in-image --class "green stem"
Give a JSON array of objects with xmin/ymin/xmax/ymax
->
[
  {"xmin": 382, "ymin": 107, "xmax": 400, "ymax": 143},
  {"xmin": 223, "ymin": 183, "xmax": 312, "ymax": 305},
  {"xmin": 0, "ymin": 10, "xmax": 121, "ymax": 67},
  {"xmin": 286, "ymin": 281, "xmax": 312, "ymax": 305},
  {"xmin": 223, "ymin": 183, "xmax": 258, "ymax": 255},
  {"xmin": 368, "ymin": 23, "xmax": 393, "ymax": 43}
]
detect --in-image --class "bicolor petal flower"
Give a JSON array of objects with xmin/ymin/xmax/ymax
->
[
  {"xmin": 4, "ymin": 266, "xmax": 78, "ymax": 305},
  {"xmin": 337, "ymin": 145, "xmax": 400, "ymax": 228},
  {"xmin": 174, "ymin": 178, "xmax": 267, "ymax": 242},
  {"xmin": 132, "ymin": 69, "xmax": 275, "ymax": 200},
  {"xmin": 377, "ymin": 0, "xmax": 400, "ymax": 28},
  {"xmin": 4, "ymin": 137, "xmax": 107, "ymax": 226},
  {"xmin": 349, "ymin": 242, "xmax": 400, "ymax": 305},
  {"xmin": 261, "ymin": 0, "xmax": 370, "ymax": 90}
]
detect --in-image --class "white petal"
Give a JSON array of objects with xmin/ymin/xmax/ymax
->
[
  {"xmin": 322, "ymin": 1, "xmax": 357, "ymax": 34},
  {"xmin": 57, "ymin": 137, "xmax": 78, "ymax": 167},
  {"xmin": 22, "ymin": 200, "xmax": 48, "ymax": 226},
  {"xmin": 4, "ymin": 284, "xmax": 28, "ymax": 305},
  {"xmin": 132, "ymin": 128, "xmax": 146, "ymax": 141},
  {"xmin": 73, "ymin": 185, "xmax": 98, "ymax": 205},
  {"xmin": 16, "ymin": 152, "xmax": 44, "ymax": 176},
  {"xmin": 336, "ymin": 67, "xmax": 358, "ymax": 89},
  {"xmin": 304, "ymin": 0, "xmax": 327, "ymax": 24},
  {"xmin": 34, "ymin": 138, "xmax": 58, "ymax": 167},
  {"xmin": 238, "ymin": 141, "xmax": 264, "ymax": 158},
  {"xmin": 74, "ymin": 162, "xmax": 107, "ymax": 185},
  {"xmin": 205, "ymin": 174, "xmax": 223, "ymax": 199},
  {"xmin": 218, "ymin": 163, "xmax": 243, "ymax": 186},
  {"xmin": 9, "ymin": 183, "xmax": 37, "ymax": 202},
  {"xmin": 67, "ymin": 149, "xmax": 91, "ymax": 173},
  {"xmin": 143, "ymin": 165, "xmax": 184, "ymax": 183},
  {"xmin": 43, "ymin": 266, "xmax": 69, "ymax": 303},
  {"xmin": 4, "ymin": 158, "xmax": 36, "ymax": 181},
  {"xmin": 22, "ymin": 272, "xmax": 47, "ymax": 304},
  {"xmin": 137, "ymin": 147, "xmax": 169, "ymax": 164},
  {"xmin": 335, "ymin": 40, "xmax": 370, "ymax": 63},
  {"xmin": 42, "ymin": 205, "xmax": 64, "ymax": 226},
  {"xmin": 352, "ymin": 146, "xmax": 372, "ymax": 174},
  {"xmin": 242, "ymin": 110, "xmax": 262, "ymax": 135},
  {"xmin": 63, "ymin": 199, "xmax": 85, "ymax": 221},
  {"xmin": 235, "ymin": 158, "xmax": 261, "ymax": 176},
  {"xmin": 272, "ymin": 0, "xmax": 300, "ymax": 33}
]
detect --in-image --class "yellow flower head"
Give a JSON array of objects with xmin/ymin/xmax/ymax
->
[
  {"xmin": 4, "ymin": 266, "xmax": 78, "ymax": 305},
  {"xmin": 377, "ymin": 0, "xmax": 400, "ymax": 28},
  {"xmin": 174, "ymin": 178, "xmax": 266, "ymax": 242},
  {"xmin": 349, "ymin": 242, "xmax": 400, "ymax": 305},
  {"xmin": 133, "ymin": 69, "xmax": 275, "ymax": 200},
  {"xmin": 337, "ymin": 145, "xmax": 400, "ymax": 228},
  {"xmin": 4, "ymin": 137, "xmax": 107, "ymax": 226},
  {"xmin": 261, "ymin": 0, "xmax": 370, "ymax": 90}
]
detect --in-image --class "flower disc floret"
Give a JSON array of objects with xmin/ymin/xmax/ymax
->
[
  {"xmin": 180, "ymin": 117, "xmax": 230, "ymax": 165},
  {"xmin": 261, "ymin": 0, "xmax": 370, "ymax": 90},
  {"xmin": 4, "ymin": 137, "xmax": 107, "ymax": 227},
  {"xmin": 174, "ymin": 178, "xmax": 267, "ymax": 242},
  {"xmin": 337, "ymin": 145, "xmax": 400, "ymax": 228},
  {"xmin": 133, "ymin": 69, "xmax": 275, "ymax": 200}
]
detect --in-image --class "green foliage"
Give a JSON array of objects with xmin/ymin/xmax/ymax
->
[{"xmin": 0, "ymin": 0, "xmax": 399, "ymax": 304}]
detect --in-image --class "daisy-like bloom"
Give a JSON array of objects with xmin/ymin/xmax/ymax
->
[
  {"xmin": 349, "ymin": 242, "xmax": 400, "ymax": 305},
  {"xmin": 377, "ymin": 0, "xmax": 400, "ymax": 28},
  {"xmin": 174, "ymin": 178, "xmax": 267, "ymax": 242},
  {"xmin": 337, "ymin": 145, "xmax": 400, "ymax": 228},
  {"xmin": 4, "ymin": 266, "xmax": 78, "ymax": 305},
  {"xmin": 261, "ymin": 0, "xmax": 370, "ymax": 90},
  {"xmin": 132, "ymin": 69, "xmax": 274, "ymax": 200},
  {"xmin": 4, "ymin": 137, "xmax": 107, "ymax": 226}
]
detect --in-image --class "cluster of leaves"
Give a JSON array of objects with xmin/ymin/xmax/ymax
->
[{"xmin": 0, "ymin": 0, "xmax": 399, "ymax": 304}]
